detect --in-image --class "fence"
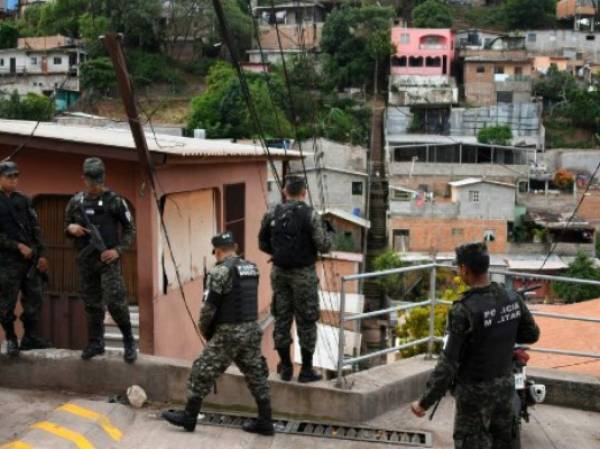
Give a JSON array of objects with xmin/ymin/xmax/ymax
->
[{"xmin": 336, "ymin": 262, "xmax": 600, "ymax": 386}]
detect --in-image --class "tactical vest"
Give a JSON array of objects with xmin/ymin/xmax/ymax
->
[
  {"xmin": 79, "ymin": 191, "xmax": 120, "ymax": 249},
  {"xmin": 270, "ymin": 202, "xmax": 317, "ymax": 269},
  {"xmin": 0, "ymin": 192, "xmax": 31, "ymax": 246},
  {"xmin": 458, "ymin": 283, "xmax": 521, "ymax": 382},
  {"xmin": 214, "ymin": 257, "xmax": 259, "ymax": 324}
]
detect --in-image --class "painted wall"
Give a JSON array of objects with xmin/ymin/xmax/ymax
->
[{"xmin": 391, "ymin": 28, "xmax": 454, "ymax": 76}]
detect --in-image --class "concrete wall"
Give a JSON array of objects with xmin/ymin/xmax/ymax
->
[
  {"xmin": 464, "ymin": 60, "xmax": 532, "ymax": 106},
  {"xmin": 296, "ymin": 138, "xmax": 367, "ymax": 173},
  {"xmin": 450, "ymin": 103, "xmax": 542, "ymax": 142},
  {"xmin": 454, "ymin": 183, "xmax": 516, "ymax": 220},
  {"xmin": 525, "ymin": 29, "xmax": 600, "ymax": 63},
  {"xmin": 389, "ymin": 217, "xmax": 508, "ymax": 253},
  {"xmin": 507, "ymin": 242, "xmax": 596, "ymax": 257},
  {"xmin": 389, "ymin": 75, "xmax": 458, "ymax": 106},
  {"xmin": 390, "ymin": 199, "xmax": 460, "ymax": 217}
]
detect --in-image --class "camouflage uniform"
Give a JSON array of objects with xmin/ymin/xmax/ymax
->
[
  {"xmin": 259, "ymin": 201, "xmax": 332, "ymax": 353},
  {"xmin": 64, "ymin": 191, "xmax": 135, "ymax": 329},
  {"xmin": 0, "ymin": 189, "xmax": 45, "ymax": 335},
  {"xmin": 419, "ymin": 284, "xmax": 540, "ymax": 449},
  {"xmin": 188, "ymin": 256, "xmax": 270, "ymax": 402}
]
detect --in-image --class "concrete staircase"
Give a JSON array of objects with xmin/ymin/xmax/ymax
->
[{"xmin": 104, "ymin": 305, "xmax": 139, "ymax": 352}]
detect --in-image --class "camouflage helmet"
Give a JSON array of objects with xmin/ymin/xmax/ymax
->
[
  {"xmin": 83, "ymin": 157, "xmax": 105, "ymax": 182},
  {"xmin": 0, "ymin": 160, "xmax": 20, "ymax": 177}
]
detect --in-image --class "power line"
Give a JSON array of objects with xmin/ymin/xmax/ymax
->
[
  {"xmin": 538, "ymin": 150, "xmax": 600, "ymax": 271},
  {"xmin": 209, "ymin": 0, "xmax": 284, "ymax": 192},
  {"xmin": 1, "ymin": 73, "xmax": 73, "ymax": 162}
]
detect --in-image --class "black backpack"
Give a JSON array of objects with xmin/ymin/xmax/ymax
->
[{"xmin": 270, "ymin": 202, "xmax": 317, "ymax": 269}]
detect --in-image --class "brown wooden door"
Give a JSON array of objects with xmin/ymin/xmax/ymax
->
[{"xmin": 33, "ymin": 195, "xmax": 138, "ymax": 349}]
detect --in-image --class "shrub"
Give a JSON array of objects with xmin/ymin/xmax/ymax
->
[
  {"xmin": 553, "ymin": 252, "xmax": 600, "ymax": 303},
  {"xmin": 0, "ymin": 91, "xmax": 54, "ymax": 121},
  {"xmin": 477, "ymin": 126, "xmax": 512, "ymax": 146}
]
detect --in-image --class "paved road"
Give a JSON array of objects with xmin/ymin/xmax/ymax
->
[{"xmin": 1, "ymin": 388, "xmax": 599, "ymax": 449}]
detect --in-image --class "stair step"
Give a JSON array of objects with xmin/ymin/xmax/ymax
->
[{"xmin": 105, "ymin": 332, "xmax": 139, "ymax": 342}]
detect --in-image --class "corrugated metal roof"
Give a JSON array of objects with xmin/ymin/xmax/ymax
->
[
  {"xmin": 506, "ymin": 255, "xmax": 568, "ymax": 271},
  {"xmin": 449, "ymin": 177, "xmax": 516, "ymax": 189},
  {"xmin": 322, "ymin": 208, "xmax": 371, "ymax": 229},
  {"xmin": 0, "ymin": 120, "xmax": 303, "ymax": 159}
]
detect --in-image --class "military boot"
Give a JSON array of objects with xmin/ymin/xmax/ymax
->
[
  {"xmin": 298, "ymin": 349, "xmax": 322, "ymax": 383},
  {"xmin": 242, "ymin": 400, "xmax": 275, "ymax": 436},
  {"xmin": 2, "ymin": 321, "xmax": 19, "ymax": 357},
  {"xmin": 118, "ymin": 322, "xmax": 138, "ymax": 364},
  {"xmin": 81, "ymin": 319, "xmax": 105, "ymax": 360},
  {"xmin": 162, "ymin": 395, "xmax": 202, "ymax": 432},
  {"xmin": 20, "ymin": 320, "xmax": 51, "ymax": 351},
  {"xmin": 276, "ymin": 347, "xmax": 293, "ymax": 381}
]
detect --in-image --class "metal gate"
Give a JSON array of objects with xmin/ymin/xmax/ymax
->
[{"xmin": 33, "ymin": 194, "xmax": 138, "ymax": 349}]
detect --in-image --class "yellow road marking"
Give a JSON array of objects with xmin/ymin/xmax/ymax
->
[
  {"xmin": 0, "ymin": 442, "xmax": 35, "ymax": 449},
  {"xmin": 31, "ymin": 422, "xmax": 94, "ymax": 449},
  {"xmin": 57, "ymin": 403, "xmax": 122, "ymax": 441}
]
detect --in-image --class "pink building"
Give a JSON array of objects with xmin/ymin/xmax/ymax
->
[{"xmin": 391, "ymin": 28, "xmax": 454, "ymax": 77}]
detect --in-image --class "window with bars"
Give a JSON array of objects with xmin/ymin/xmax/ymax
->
[
  {"xmin": 224, "ymin": 183, "xmax": 246, "ymax": 256},
  {"xmin": 469, "ymin": 190, "xmax": 480, "ymax": 202}
]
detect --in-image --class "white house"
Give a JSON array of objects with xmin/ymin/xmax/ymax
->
[{"xmin": 0, "ymin": 35, "xmax": 86, "ymax": 109}]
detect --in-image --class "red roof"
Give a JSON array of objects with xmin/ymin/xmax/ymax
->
[{"xmin": 528, "ymin": 299, "xmax": 600, "ymax": 376}]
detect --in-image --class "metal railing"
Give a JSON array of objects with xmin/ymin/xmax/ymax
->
[{"xmin": 336, "ymin": 262, "xmax": 600, "ymax": 387}]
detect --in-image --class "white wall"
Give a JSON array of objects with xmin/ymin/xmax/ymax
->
[{"xmin": 454, "ymin": 183, "xmax": 516, "ymax": 220}]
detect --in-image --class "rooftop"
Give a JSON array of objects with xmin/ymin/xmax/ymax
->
[
  {"xmin": 530, "ymin": 298, "xmax": 600, "ymax": 376},
  {"xmin": 322, "ymin": 208, "xmax": 371, "ymax": 229},
  {"xmin": 448, "ymin": 177, "xmax": 516, "ymax": 189},
  {"xmin": 0, "ymin": 120, "xmax": 302, "ymax": 160}
]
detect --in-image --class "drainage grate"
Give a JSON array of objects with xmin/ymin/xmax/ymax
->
[{"xmin": 197, "ymin": 412, "xmax": 432, "ymax": 447}]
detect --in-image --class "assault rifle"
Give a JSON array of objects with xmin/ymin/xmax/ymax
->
[
  {"xmin": 27, "ymin": 247, "xmax": 49, "ymax": 283},
  {"xmin": 76, "ymin": 202, "xmax": 107, "ymax": 258}
]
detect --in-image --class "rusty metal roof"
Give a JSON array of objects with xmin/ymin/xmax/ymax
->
[{"xmin": 0, "ymin": 120, "xmax": 303, "ymax": 160}]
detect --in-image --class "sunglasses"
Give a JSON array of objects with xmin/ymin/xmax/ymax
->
[{"xmin": 3, "ymin": 173, "xmax": 20, "ymax": 179}]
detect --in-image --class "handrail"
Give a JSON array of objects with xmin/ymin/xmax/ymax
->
[{"xmin": 335, "ymin": 262, "xmax": 600, "ymax": 387}]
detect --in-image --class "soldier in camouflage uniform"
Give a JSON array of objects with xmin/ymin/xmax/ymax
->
[
  {"xmin": 64, "ymin": 158, "xmax": 137, "ymax": 363},
  {"xmin": 258, "ymin": 175, "xmax": 333, "ymax": 383},
  {"xmin": 0, "ymin": 161, "xmax": 50, "ymax": 357},
  {"xmin": 162, "ymin": 232, "xmax": 273, "ymax": 435},
  {"xmin": 411, "ymin": 242, "xmax": 540, "ymax": 449}
]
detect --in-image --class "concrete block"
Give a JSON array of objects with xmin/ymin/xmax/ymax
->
[
  {"xmin": 529, "ymin": 368, "xmax": 600, "ymax": 413},
  {"xmin": 0, "ymin": 350, "xmax": 435, "ymax": 423}
]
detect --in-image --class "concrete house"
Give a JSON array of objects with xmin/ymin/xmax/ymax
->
[
  {"xmin": 247, "ymin": 2, "xmax": 325, "ymax": 65},
  {"xmin": 0, "ymin": 35, "xmax": 86, "ymax": 110},
  {"xmin": 460, "ymin": 35, "xmax": 533, "ymax": 106},
  {"xmin": 389, "ymin": 178, "xmax": 517, "ymax": 254},
  {"xmin": 389, "ymin": 27, "xmax": 458, "ymax": 107},
  {"xmin": 285, "ymin": 138, "xmax": 369, "ymax": 218},
  {"xmin": 0, "ymin": 120, "xmax": 303, "ymax": 370}
]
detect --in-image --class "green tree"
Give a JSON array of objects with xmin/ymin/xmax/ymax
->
[
  {"xmin": 187, "ymin": 61, "xmax": 291, "ymax": 139},
  {"xmin": 553, "ymin": 252, "xmax": 600, "ymax": 303},
  {"xmin": 372, "ymin": 250, "xmax": 406, "ymax": 299},
  {"xmin": 80, "ymin": 57, "xmax": 117, "ymax": 95},
  {"xmin": 477, "ymin": 126, "xmax": 513, "ymax": 146},
  {"xmin": 534, "ymin": 65, "xmax": 579, "ymax": 106},
  {"xmin": 0, "ymin": 22, "xmax": 19, "ymax": 49},
  {"xmin": 321, "ymin": 6, "xmax": 395, "ymax": 90},
  {"xmin": 504, "ymin": 0, "xmax": 556, "ymax": 30},
  {"xmin": 78, "ymin": 13, "xmax": 111, "ymax": 57},
  {"xmin": 412, "ymin": 0, "xmax": 453, "ymax": 28},
  {"xmin": 0, "ymin": 91, "xmax": 54, "ymax": 121}
]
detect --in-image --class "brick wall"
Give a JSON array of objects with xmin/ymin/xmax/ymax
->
[{"xmin": 389, "ymin": 217, "xmax": 508, "ymax": 253}]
